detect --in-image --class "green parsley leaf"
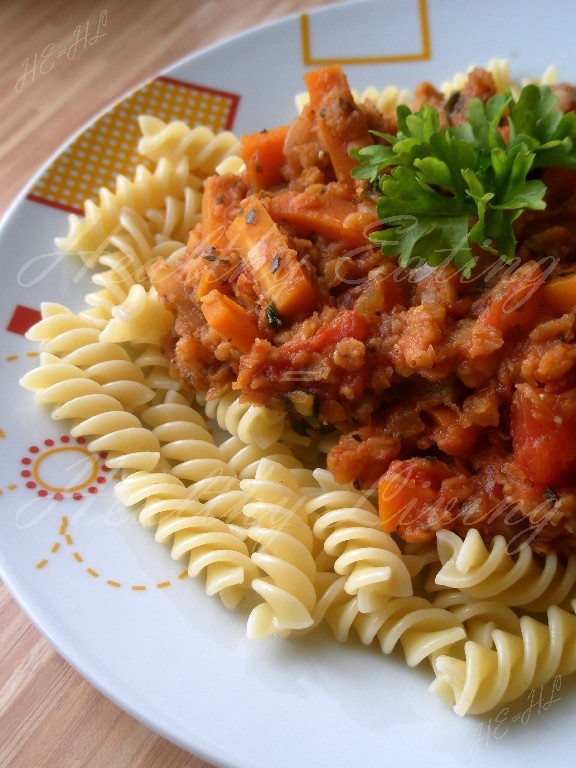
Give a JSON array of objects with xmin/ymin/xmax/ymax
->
[
  {"xmin": 265, "ymin": 301, "xmax": 283, "ymax": 329},
  {"xmin": 350, "ymin": 83, "xmax": 576, "ymax": 275}
]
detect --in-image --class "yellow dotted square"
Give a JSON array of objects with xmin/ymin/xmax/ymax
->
[{"xmin": 29, "ymin": 77, "xmax": 240, "ymax": 214}]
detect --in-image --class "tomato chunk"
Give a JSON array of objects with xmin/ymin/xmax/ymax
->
[
  {"xmin": 301, "ymin": 309, "xmax": 368, "ymax": 354},
  {"xmin": 511, "ymin": 384, "xmax": 576, "ymax": 485},
  {"xmin": 377, "ymin": 458, "xmax": 467, "ymax": 542}
]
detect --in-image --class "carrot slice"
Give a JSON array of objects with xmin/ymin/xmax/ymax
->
[
  {"xmin": 239, "ymin": 124, "xmax": 289, "ymax": 191},
  {"xmin": 541, "ymin": 270, "xmax": 576, "ymax": 314},
  {"xmin": 200, "ymin": 289, "xmax": 260, "ymax": 353},
  {"xmin": 378, "ymin": 458, "xmax": 459, "ymax": 539},
  {"xmin": 378, "ymin": 468, "xmax": 436, "ymax": 533},
  {"xmin": 303, "ymin": 65, "xmax": 372, "ymax": 184},
  {"xmin": 226, "ymin": 195, "xmax": 318, "ymax": 319},
  {"xmin": 201, "ymin": 173, "xmax": 247, "ymax": 249},
  {"xmin": 267, "ymin": 189, "xmax": 374, "ymax": 250}
]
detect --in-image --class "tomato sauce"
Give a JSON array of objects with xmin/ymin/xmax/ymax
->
[{"xmin": 150, "ymin": 66, "xmax": 576, "ymax": 554}]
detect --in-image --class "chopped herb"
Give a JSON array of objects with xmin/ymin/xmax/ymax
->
[
  {"xmin": 214, "ymin": 195, "xmax": 226, "ymax": 204},
  {"xmin": 543, "ymin": 485, "xmax": 559, "ymax": 503},
  {"xmin": 270, "ymin": 253, "xmax": 282, "ymax": 273},
  {"xmin": 245, "ymin": 208, "xmax": 256, "ymax": 224},
  {"xmin": 287, "ymin": 413, "xmax": 309, "ymax": 436},
  {"xmin": 203, "ymin": 254, "xmax": 230, "ymax": 264},
  {"xmin": 444, "ymin": 90, "xmax": 463, "ymax": 118},
  {"xmin": 204, "ymin": 246, "xmax": 217, "ymax": 254},
  {"xmin": 266, "ymin": 301, "xmax": 283, "ymax": 329},
  {"xmin": 351, "ymin": 433, "xmax": 362, "ymax": 442},
  {"xmin": 350, "ymin": 84, "xmax": 576, "ymax": 277},
  {"xmin": 284, "ymin": 392, "xmax": 324, "ymax": 430}
]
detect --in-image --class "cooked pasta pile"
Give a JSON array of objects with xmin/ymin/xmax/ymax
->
[{"xmin": 21, "ymin": 59, "xmax": 576, "ymax": 717}]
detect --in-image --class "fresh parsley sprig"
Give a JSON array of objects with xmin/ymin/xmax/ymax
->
[{"xmin": 350, "ymin": 84, "xmax": 576, "ymax": 277}]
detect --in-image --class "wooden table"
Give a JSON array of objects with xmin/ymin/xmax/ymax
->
[{"xmin": 0, "ymin": 1, "xmax": 340, "ymax": 765}]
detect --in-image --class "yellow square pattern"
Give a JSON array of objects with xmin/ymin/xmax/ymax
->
[
  {"xmin": 28, "ymin": 77, "xmax": 240, "ymax": 215},
  {"xmin": 301, "ymin": 0, "xmax": 431, "ymax": 65}
]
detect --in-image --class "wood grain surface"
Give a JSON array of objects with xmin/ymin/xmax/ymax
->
[{"xmin": 0, "ymin": 1, "xmax": 342, "ymax": 766}]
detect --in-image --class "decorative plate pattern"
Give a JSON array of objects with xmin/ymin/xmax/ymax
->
[
  {"xmin": 1, "ymin": 2, "xmax": 576, "ymax": 768},
  {"xmin": 28, "ymin": 77, "xmax": 240, "ymax": 214}
]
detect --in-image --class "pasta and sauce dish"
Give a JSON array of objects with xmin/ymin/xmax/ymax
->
[{"xmin": 21, "ymin": 61, "xmax": 576, "ymax": 718}]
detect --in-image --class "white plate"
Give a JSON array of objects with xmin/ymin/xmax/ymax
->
[{"xmin": 1, "ymin": 1, "xmax": 576, "ymax": 766}]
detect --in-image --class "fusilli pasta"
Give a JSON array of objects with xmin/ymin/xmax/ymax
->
[
  {"xmin": 240, "ymin": 459, "xmax": 317, "ymax": 638},
  {"xmin": 140, "ymin": 390, "xmax": 235, "ymax": 482},
  {"xmin": 116, "ymin": 470, "xmax": 257, "ymax": 608},
  {"xmin": 21, "ymin": 354, "xmax": 160, "ymax": 470},
  {"xmin": 433, "ymin": 529, "xmax": 576, "ymax": 612},
  {"xmin": 430, "ymin": 605, "xmax": 576, "ymax": 716},
  {"xmin": 308, "ymin": 472, "xmax": 414, "ymax": 612},
  {"xmin": 21, "ymin": 76, "xmax": 576, "ymax": 721},
  {"xmin": 200, "ymin": 390, "xmax": 287, "ymax": 450},
  {"xmin": 55, "ymin": 156, "xmax": 194, "ymax": 262},
  {"xmin": 137, "ymin": 118, "xmax": 239, "ymax": 172}
]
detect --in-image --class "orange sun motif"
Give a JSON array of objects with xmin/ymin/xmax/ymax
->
[{"xmin": 20, "ymin": 436, "xmax": 111, "ymax": 500}]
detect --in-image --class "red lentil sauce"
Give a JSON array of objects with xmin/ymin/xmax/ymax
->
[{"xmin": 149, "ymin": 66, "xmax": 576, "ymax": 555}]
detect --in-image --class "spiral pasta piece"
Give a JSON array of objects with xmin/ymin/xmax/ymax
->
[
  {"xmin": 116, "ymin": 468, "xmax": 247, "ymax": 534},
  {"xmin": 239, "ymin": 459, "xmax": 317, "ymax": 638},
  {"xmin": 157, "ymin": 512, "xmax": 258, "ymax": 608},
  {"xmin": 306, "ymin": 572, "xmax": 466, "ymax": 667},
  {"xmin": 64, "ymin": 353, "xmax": 154, "ymax": 410},
  {"xmin": 137, "ymin": 117, "xmax": 239, "ymax": 173},
  {"xmin": 83, "ymin": 207, "xmax": 194, "ymax": 324},
  {"xmin": 132, "ymin": 343, "xmax": 180, "ymax": 393},
  {"xmin": 218, "ymin": 435, "xmax": 303, "ymax": 480},
  {"xmin": 307, "ymin": 472, "xmax": 414, "ymax": 612},
  {"xmin": 430, "ymin": 605, "xmax": 576, "ymax": 716},
  {"xmin": 106, "ymin": 207, "xmax": 156, "ymax": 273},
  {"xmin": 215, "ymin": 154, "xmax": 245, "ymax": 176},
  {"xmin": 140, "ymin": 390, "xmax": 236, "ymax": 483},
  {"xmin": 55, "ymin": 156, "xmax": 193, "ymax": 261},
  {"xmin": 432, "ymin": 589, "xmax": 522, "ymax": 648},
  {"xmin": 116, "ymin": 470, "xmax": 257, "ymax": 608},
  {"xmin": 80, "ymin": 203, "xmax": 192, "ymax": 324},
  {"xmin": 434, "ymin": 528, "xmax": 576, "ymax": 612},
  {"xmin": 25, "ymin": 302, "xmax": 105, "ymax": 345},
  {"xmin": 150, "ymin": 478, "xmax": 248, "ymax": 533},
  {"xmin": 201, "ymin": 390, "xmax": 287, "ymax": 449},
  {"xmin": 353, "ymin": 595, "xmax": 467, "ymax": 668},
  {"xmin": 115, "ymin": 469, "xmax": 192, "ymax": 509},
  {"xmin": 144, "ymin": 184, "xmax": 203, "ymax": 244},
  {"xmin": 20, "ymin": 354, "xmax": 160, "ymax": 470},
  {"xmin": 84, "ymin": 248, "xmax": 136, "ymax": 318},
  {"xmin": 25, "ymin": 303, "xmax": 156, "ymax": 409},
  {"xmin": 106, "ymin": 204, "xmax": 193, "ymax": 275},
  {"xmin": 312, "ymin": 573, "xmax": 364, "ymax": 641},
  {"xmin": 99, "ymin": 284, "xmax": 174, "ymax": 344}
]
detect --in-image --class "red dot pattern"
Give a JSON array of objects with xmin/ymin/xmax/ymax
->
[{"xmin": 20, "ymin": 437, "xmax": 110, "ymax": 500}]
